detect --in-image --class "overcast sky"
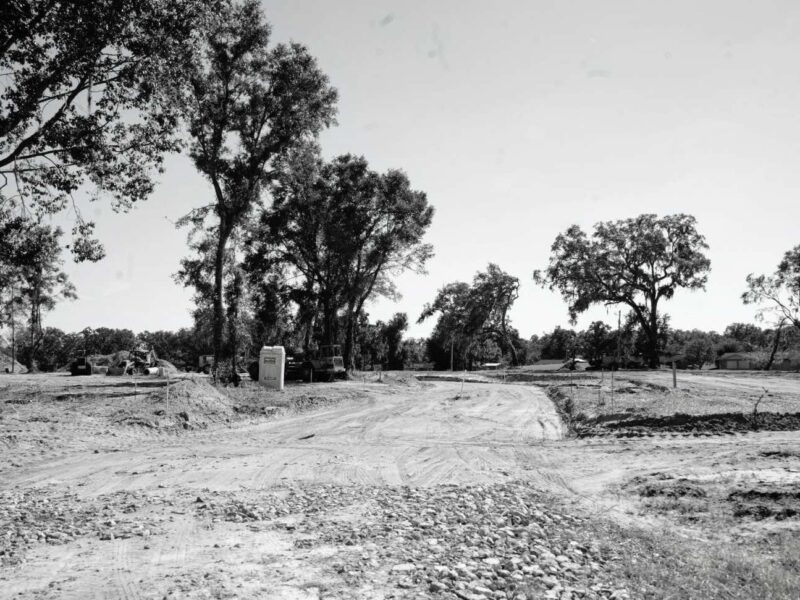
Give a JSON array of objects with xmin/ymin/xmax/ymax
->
[{"xmin": 49, "ymin": 0, "xmax": 800, "ymax": 339}]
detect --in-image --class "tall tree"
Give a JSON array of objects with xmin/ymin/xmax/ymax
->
[
  {"xmin": 1, "ymin": 0, "xmax": 212, "ymax": 259},
  {"xmin": 534, "ymin": 214, "xmax": 711, "ymax": 368},
  {"xmin": 382, "ymin": 312, "xmax": 409, "ymax": 370},
  {"xmin": 253, "ymin": 150, "xmax": 433, "ymax": 371},
  {"xmin": 470, "ymin": 264, "xmax": 521, "ymax": 365},
  {"xmin": 743, "ymin": 244, "xmax": 800, "ymax": 332},
  {"xmin": 182, "ymin": 0, "xmax": 337, "ymax": 377},
  {"xmin": 418, "ymin": 281, "xmax": 474, "ymax": 370},
  {"xmin": 419, "ymin": 265, "xmax": 522, "ymax": 368},
  {"xmin": 15, "ymin": 225, "xmax": 76, "ymax": 369}
]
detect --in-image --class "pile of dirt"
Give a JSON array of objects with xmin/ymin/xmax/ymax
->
[
  {"xmin": 0, "ymin": 349, "xmax": 27, "ymax": 374},
  {"xmin": 626, "ymin": 473, "xmax": 800, "ymax": 523},
  {"xmin": 155, "ymin": 358, "xmax": 179, "ymax": 374},
  {"xmin": 636, "ymin": 479, "xmax": 707, "ymax": 499},
  {"xmin": 728, "ymin": 486, "xmax": 800, "ymax": 520},
  {"xmin": 141, "ymin": 377, "xmax": 236, "ymax": 429},
  {"xmin": 576, "ymin": 411, "xmax": 800, "ymax": 437}
]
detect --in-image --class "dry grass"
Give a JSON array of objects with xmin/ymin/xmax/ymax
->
[
  {"xmin": 581, "ymin": 518, "xmax": 800, "ymax": 599},
  {"xmin": 486, "ymin": 369, "xmax": 800, "ymax": 422}
]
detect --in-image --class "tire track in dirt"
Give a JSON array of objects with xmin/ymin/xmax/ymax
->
[{"xmin": 2, "ymin": 381, "xmax": 562, "ymax": 494}]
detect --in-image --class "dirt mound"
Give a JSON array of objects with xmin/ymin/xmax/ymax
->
[
  {"xmin": 627, "ymin": 473, "xmax": 800, "ymax": 524},
  {"xmin": 576, "ymin": 411, "xmax": 800, "ymax": 437},
  {"xmin": 728, "ymin": 486, "xmax": 800, "ymax": 520},
  {"xmin": 142, "ymin": 377, "xmax": 236, "ymax": 429},
  {"xmin": 0, "ymin": 349, "xmax": 27, "ymax": 374},
  {"xmin": 155, "ymin": 359, "xmax": 179, "ymax": 374},
  {"xmin": 638, "ymin": 479, "xmax": 707, "ymax": 499}
]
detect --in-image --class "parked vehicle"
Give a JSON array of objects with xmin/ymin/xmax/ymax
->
[
  {"xmin": 300, "ymin": 345, "xmax": 346, "ymax": 382},
  {"xmin": 69, "ymin": 357, "xmax": 93, "ymax": 376},
  {"xmin": 198, "ymin": 354, "xmax": 214, "ymax": 374}
]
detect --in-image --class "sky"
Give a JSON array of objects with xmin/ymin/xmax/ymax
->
[{"xmin": 48, "ymin": 0, "xmax": 800, "ymax": 339}]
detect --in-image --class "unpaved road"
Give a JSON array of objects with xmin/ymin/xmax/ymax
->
[
  {"xmin": 1, "ymin": 380, "xmax": 569, "ymax": 600},
  {"xmin": 4, "ymin": 381, "xmax": 562, "ymax": 495}
]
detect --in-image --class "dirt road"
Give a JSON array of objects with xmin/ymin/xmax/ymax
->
[
  {"xmin": 1, "ymin": 380, "xmax": 571, "ymax": 600},
  {"xmin": 4, "ymin": 381, "xmax": 562, "ymax": 495}
]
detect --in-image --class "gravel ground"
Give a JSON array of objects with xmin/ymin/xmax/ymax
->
[
  {"xmin": 194, "ymin": 482, "xmax": 631, "ymax": 600},
  {"xmin": 0, "ymin": 488, "xmax": 166, "ymax": 567}
]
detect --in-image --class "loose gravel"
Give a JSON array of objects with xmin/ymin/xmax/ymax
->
[
  {"xmin": 194, "ymin": 482, "xmax": 631, "ymax": 600},
  {"xmin": 0, "ymin": 489, "xmax": 166, "ymax": 567}
]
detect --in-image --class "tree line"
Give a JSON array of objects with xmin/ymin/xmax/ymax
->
[
  {"xmin": 425, "ymin": 214, "xmax": 800, "ymax": 371},
  {"xmin": 3, "ymin": 318, "xmax": 430, "ymax": 374}
]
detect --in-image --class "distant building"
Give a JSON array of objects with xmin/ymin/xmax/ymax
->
[
  {"xmin": 716, "ymin": 352, "xmax": 757, "ymax": 370},
  {"xmin": 772, "ymin": 353, "xmax": 800, "ymax": 371},
  {"xmin": 716, "ymin": 351, "xmax": 800, "ymax": 371}
]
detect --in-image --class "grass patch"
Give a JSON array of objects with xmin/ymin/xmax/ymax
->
[{"xmin": 590, "ymin": 521, "xmax": 800, "ymax": 600}]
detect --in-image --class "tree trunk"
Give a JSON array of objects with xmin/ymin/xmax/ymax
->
[
  {"xmin": 343, "ymin": 299, "xmax": 357, "ymax": 372},
  {"xmin": 10, "ymin": 284, "xmax": 15, "ymax": 373},
  {"xmin": 765, "ymin": 323, "xmax": 783, "ymax": 371},
  {"xmin": 212, "ymin": 220, "xmax": 233, "ymax": 380},
  {"xmin": 646, "ymin": 304, "xmax": 661, "ymax": 369},
  {"xmin": 500, "ymin": 309, "xmax": 518, "ymax": 366},
  {"xmin": 321, "ymin": 294, "xmax": 336, "ymax": 346}
]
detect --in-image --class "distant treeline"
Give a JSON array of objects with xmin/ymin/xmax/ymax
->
[
  {"xmin": 2, "ymin": 317, "xmax": 431, "ymax": 373},
  {"xmin": 527, "ymin": 321, "xmax": 800, "ymax": 370}
]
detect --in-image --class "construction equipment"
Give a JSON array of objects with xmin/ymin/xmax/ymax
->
[
  {"xmin": 69, "ymin": 356, "xmax": 93, "ymax": 376},
  {"xmin": 198, "ymin": 355, "xmax": 214, "ymax": 374},
  {"xmin": 107, "ymin": 344, "xmax": 159, "ymax": 376},
  {"xmin": 300, "ymin": 344, "xmax": 346, "ymax": 382}
]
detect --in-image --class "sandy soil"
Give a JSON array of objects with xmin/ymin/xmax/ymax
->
[
  {"xmin": 2, "ymin": 372, "xmax": 799, "ymax": 599},
  {"xmin": 1, "ymin": 377, "xmax": 568, "ymax": 599},
  {"xmin": 3, "ymin": 379, "xmax": 563, "ymax": 494}
]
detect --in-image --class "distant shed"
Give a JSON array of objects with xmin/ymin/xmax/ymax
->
[{"xmin": 716, "ymin": 352, "xmax": 756, "ymax": 370}]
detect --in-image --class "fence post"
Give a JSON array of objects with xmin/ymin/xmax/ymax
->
[{"xmin": 672, "ymin": 361, "xmax": 677, "ymax": 389}]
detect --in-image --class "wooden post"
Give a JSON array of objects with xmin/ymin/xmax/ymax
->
[
  {"xmin": 672, "ymin": 361, "xmax": 677, "ymax": 389},
  {"xmin": 599, "ymin": 368, "xmax": 603, "ymax": 406},
  {"xmin": 610, "ymin": 366, "xmax": 615, "ymax": 411}
]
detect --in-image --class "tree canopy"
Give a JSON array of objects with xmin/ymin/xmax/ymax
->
[
  {"xmin": 419, "ymin": 264, "xmax": 523, "ymax": 368},
  {"xmin": 250, "ymin": 148, "xmax": 433, "ymax": 370},
  {"xmin": 534, "ymin": 214, "xmax": 710, "ymax": 368},
  {"xmin": 743, "ymin": 244, "xmax": 800, "ymax": 332},
  {"xmin": 1, "ymin": 0, "xmax": 213, "ymax": 260}
]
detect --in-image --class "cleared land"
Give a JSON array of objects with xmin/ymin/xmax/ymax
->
[{"xmin": 1, "ymin": 370, "xmax": 799, "ymax": 599}]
